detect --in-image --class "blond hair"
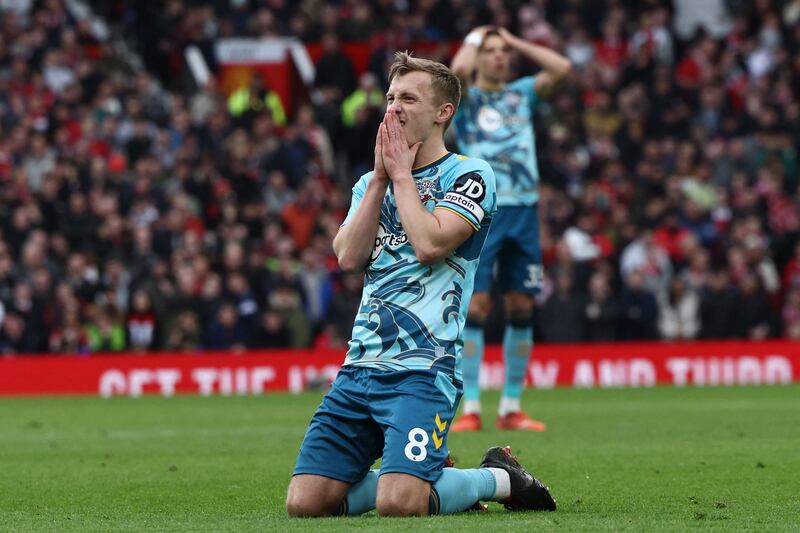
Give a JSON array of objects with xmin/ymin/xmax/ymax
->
[{"xmin": 388, "ymin": 51, "xmax": 461, "ymax": 129}]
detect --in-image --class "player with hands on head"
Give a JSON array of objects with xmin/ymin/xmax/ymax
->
[
  {"xmin": 286, "ymin": 51, "xmax": 556, "ymax": 518},
  {"xmin": 450, "ymin": 25, "xmax": 572, "ymax": 432}
]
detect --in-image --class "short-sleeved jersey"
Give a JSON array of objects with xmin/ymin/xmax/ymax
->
[
  {"xmin": 341, "ymin": 153, "xmax": 497, "ymax": 381},
  {"xmin": 452, "ymin": 75, "xmax": 540, "ymax": 207}
]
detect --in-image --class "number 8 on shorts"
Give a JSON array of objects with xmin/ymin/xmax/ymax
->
[{"xmin": 404, "ymin": 428, "xmax": 429, "ymax": 462}]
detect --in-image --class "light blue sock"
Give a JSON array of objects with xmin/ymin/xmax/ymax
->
[
  {"xmin": 340, "ymin": 470, "xmax": 378, "ymax": 515},
  {"xmin": 462, "ymin": 324, "xmax": 485, "ymax": 403},
  {"xmin": 340, "ymin": 468, "xmax": 496, "ymax": 516},
  {"xmin": 502, "ymin": 325, "xmax": 533, "ymax": 399},
  {"xmin": 430, "ymin": 468, "xmax": 496, "ymax": 514}
]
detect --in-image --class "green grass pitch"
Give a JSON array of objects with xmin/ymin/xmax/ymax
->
[{"xmin": 1, "ymin": 386, "xmax": 799, "ymax": 531}]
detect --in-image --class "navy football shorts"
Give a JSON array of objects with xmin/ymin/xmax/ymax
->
[
  {"xmin": 293, "ymin": 366, "xmax": 462, "ymax": 484},
  {"xmin": 474, "ymin": 204, "xmax": 543, "ymax": 295}
]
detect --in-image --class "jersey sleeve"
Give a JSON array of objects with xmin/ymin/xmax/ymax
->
[
  {"xmin": 341, "ymin": 173, "xmax": 370, "ymax": 226},
  {"xmin": 509, "ymin": 75, "xmax": 539, "ymax": 114},
  {"xmin": 435, "ymin": 161, "xmax": 496, "ymax": 231}
]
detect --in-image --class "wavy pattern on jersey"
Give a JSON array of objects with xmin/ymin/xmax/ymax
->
[
  {"xmin": 444, "ymin": 258, "xmax": 466, "ymax": 278},
  {"xmin": 342, "ymin": 152, "xmax": 497, "ymax": 380},
  {"xmin": 478, "ymin": 129, "xmax": 516, "ymax": 144},
  {"xmin": 379, "ymin": 200, "xmax": 404, "ymax": 234},
  {"xmin": 453, "ymin": 77, "xmax": 539, "ymax": 206},
  {"xmin": 508, "ymin": 158, "xmax": 536, "ymax": 190},
  {"xmin": 366, "ymin": 250, "xmax": 415, "ymax": 284},
  {"xmin": 441, "ymin": 281, "xmax": 462, "ymax": 324},
  {"xmin": 354, "ymin": 274, "xmax": 454, "ymax": 361},
  {"xmin": 350, "ymin": 262, "xmax": 465, "ymax": 374},
  {"xmin": 485, "ymin": 145, "xmax": 536, "ymax": 189}
]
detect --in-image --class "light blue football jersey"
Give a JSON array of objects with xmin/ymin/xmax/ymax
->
[
  {"xmin": 453, "ymin": 76, "xmax": 540, "ymax": 206},
  {"xmin": 340, "ymin": 153, "xmax": 497, "ymax": 381}
]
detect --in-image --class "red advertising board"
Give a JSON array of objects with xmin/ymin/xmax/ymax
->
[{"xmin": 0, "ymin": 341, "xmax": 797, "ymax": 397}]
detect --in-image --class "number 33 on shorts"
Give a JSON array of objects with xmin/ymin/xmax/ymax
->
[
  {"xmin": 404, "ymin": 413, "xmax": 449, "ymax": 462},
  {"xmin": 523, "ymin": 264, "xmax": 544, "ymax": 290}
]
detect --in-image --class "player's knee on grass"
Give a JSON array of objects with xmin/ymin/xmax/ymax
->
[
  {"xmin": 286, "ymin": 475, "xmax": 349, "ymax": 517},
  {"xmin": 467, "ymin": 292, "xmax": 491, "ymax": 322},
  {"xmin": 375, "ymin": 473, "xmax": 430, "ymax": 517}
]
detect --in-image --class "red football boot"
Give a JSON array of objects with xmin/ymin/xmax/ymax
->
[
  {"xmin": 450, "ymin": 412, "xmax": 482, "ymax": 432},
  {"xmin": 496, "ymin": 411, "xmax": 547, "ymax": 431}
]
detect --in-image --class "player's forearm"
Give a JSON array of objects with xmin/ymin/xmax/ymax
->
[
  {"xmin": 392, "ymin": 175, "xmax": 450, "ymax": 265},
  {"xmin": 333, "ymin": 180, "xmax": 387, "ymax": 272},
  {"xmin": 508, "ymin": 35, "xmax": 571, "ymax": 79},
  {"xmin": 451, "ymin": 42, "xmax": 479, "ymax": 80}
]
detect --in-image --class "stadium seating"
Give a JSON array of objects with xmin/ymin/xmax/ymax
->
[{"xmin": 0, "ymin": 0, "xmax": 798, "ymax": 354}]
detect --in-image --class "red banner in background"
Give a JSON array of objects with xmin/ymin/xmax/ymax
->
[{"xmin": 0, "ymin": 341, "xmax": 797, "ymax": 397}]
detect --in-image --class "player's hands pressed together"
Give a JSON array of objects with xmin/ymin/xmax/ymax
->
[
  {"xmin": 373, "ymin": 114, "xmax": 389, "ymax": 184},
  {"xmin": 379, "ymin": 110, "xmax": 421, "ymax": 182}
]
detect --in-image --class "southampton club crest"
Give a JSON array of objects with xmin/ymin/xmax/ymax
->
[{"xmin": 417, "ymin": 179, "xmax": 438, "ymax": 204}]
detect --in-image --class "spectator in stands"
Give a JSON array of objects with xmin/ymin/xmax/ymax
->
[
  {"xmin": 263, "ymin": 170, "xmax": 295, "ymax": 217},
  {"xmin": 250, "ymin": 307, "xmax": 292, "ymax": 349},
  {"xmin": 539, "ymin": 272, "xmax": 585, "ymax": 342},
  {"xmin": 164, "ymin": 310, "xmax": 203, "ymax": 352},
  {"xmin": 294, "ymin": 104, "xmax": 335, "ymax": 177},
  {"xmin": 699, "ymin": 269, "xmax": 737, "ymax": 339},
  {"xmin": 341, "ymin": 72, "xmax": 385, "ymax": 176},
  {"xmin": 782, "ymin": 287, "xmax": 800, "ymax": 339},
  {"xmin": 620, "ymin": 230, "xmax": 673, "ymax": 296},
  {"xmin": 281, "ymin": 179, "xmax": 322, "ymax": 250},
  {"xmin": 48, "ymin": 304, "xmax": 88, "ymax": 354},
  {"xmin": 126, "ymin": 289, "xmax": 158, "ymax": 352},
  {"xmin": 341, "ymin": 72, "xmax": 384, "ymax": 129},
  {"xmin": 582, "ymin": 271, "xmax": 619, "ymax": 342},
  {"xmin": 735, "ymin": 273, "xmax": 774, "ymax": 340},
  {"xmin": 0, "ymin": 312, "xmax": 39, "ymax": 354},
  {"xmin": 21, "ymin": 133, "xmax": 56, "ymax": 193},
  {"xmin": 205, "ymin": 301, "xmax": 248, "ymax": 351},
  {"xmin": 618, "ymin": 270, "xmax": 658, "ymax": 340},
  {"xmin": 198, "ymin": 272, "xmax": 223, "ymax": 326},
  {"xmin": 228, "ymin": 72, "xmax": 287, "ymax": 127},
  {"xmin": 225, "ymin": 271, "xmax": 259, "ymax": 333},
  {"xmin": 0, "ymin": 0, "xmax": 797, "ymax": 355},
  {"xmin": 269, "ymin": 283, "xmax": 311, "ymax": 348},
  {"xmin": 658, "ymin": 278, "xmax": 700, "ymax": 341},
  {"xmin": 85, "ymin": 304, "xmax": 127, "ymax": 353},
  {"xmin": 296, "ymin": 248, "xmax": 332, "ymax": 332},
  {"xmin": 313, "ymin": 32, "xmax": 356, "ymax": 103},
  {"xmin": 783, "ymin": 241, "xmax": 800, "ymax": 290},
  {"xmin": 324, "ymin": 272, "xmax": 363, "ymax": 343}
]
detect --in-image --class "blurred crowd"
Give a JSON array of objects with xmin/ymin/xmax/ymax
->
[{"xmin": 0, "ymin": 0, "xmax": 799, "ymax": 354}]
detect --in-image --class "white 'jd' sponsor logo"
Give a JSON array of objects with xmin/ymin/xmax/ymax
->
[{"xmin": 454, "ymin": 177, "xmax": 485, "ymax": 199}]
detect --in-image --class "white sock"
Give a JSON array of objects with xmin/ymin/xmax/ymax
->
[
  {"xmin": 462, "ymin": 400, "xmax": 481, "ymax": 415},
  {"xmin": 485, "ymin": 467, "xmax": 511, "ymax": 501},
  {"xmin": 498, "ymin": 397, "xmax": 521, "ymax": 416}
]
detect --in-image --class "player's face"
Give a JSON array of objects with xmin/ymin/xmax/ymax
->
[
  {"xmin": 477, "ymin": 34, "xmax": 511, "ymax": 82},
  {"xmin": 385, "ymin": 71, "xmax": 443, "ymax": 146}
]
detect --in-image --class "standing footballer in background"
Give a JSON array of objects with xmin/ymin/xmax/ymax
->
[
  {"xmin": 450, "ymin": 26, "xmax": 571, "ymax": 432},
  {"xmin": 286, "ymin": 52, "xmax": 556, "ymax": 518}
]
